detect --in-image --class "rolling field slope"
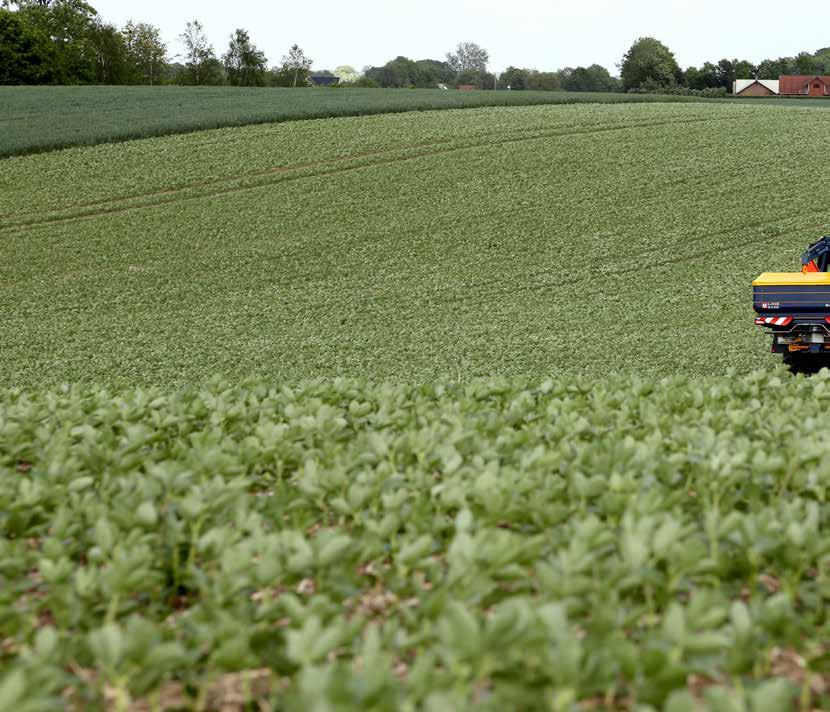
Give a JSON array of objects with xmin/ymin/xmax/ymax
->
[
  {"xmin": 3, "ymin": 102, "xmax": 830, "ymax": 387},
  {"xmin": 5, "ymin": 101, "xmax": 830, "ymax": 709},
  {"xmin": 0, "ymin": 86, "xmax": 710, "ymax": 158}
]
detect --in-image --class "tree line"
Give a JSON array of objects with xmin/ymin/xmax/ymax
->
[
  {"xmin": 362, "ymin": 49, "xmax": 619, "ymax": 92},
  {"xmin": 618, "ymin": 37, "xmax": 830, "ymax": 96},
  {"xmin": 2, "ymin": 2, "xmax": 830, "ymax": 92},
  {"xmin": 361, "ymin": 39, "xmax": 830, "ymax": 95},
  {"xmin": 0, "ymin": 0, "xmax": 318, "ymax": 87}
]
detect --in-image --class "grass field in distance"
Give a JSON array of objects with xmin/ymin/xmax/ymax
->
[
  {"xmin": 3, "ymin": 86, "xmax": 828, "ymax": 159},
  {"xmin": 0, "ymin": 85, "xmax": 717, "ymax": 157}
]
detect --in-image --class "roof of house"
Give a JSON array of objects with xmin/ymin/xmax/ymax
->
[
  {"xmin": 308, "ymin": 75, "xmax": 340, "ymax": 86},
  {"xmin": 779, "ymin": 75, "xmax": 830, "ymax": 94},
  {"xmin": 734, "ymin": 79, "xmax": 779, "ymax": 94}
]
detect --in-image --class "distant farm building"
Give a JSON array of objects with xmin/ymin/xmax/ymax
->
[
  {"xmin": 457, "ymin": 84, "xmax": 477, "ymax": 91},
  {"xmin": 733, "ymin": 79, "xmax": 779, "ymax": 96},
  {"xmin": 733, "ymin": 76, "xmax": 830, "ymax": 97},
  {"xmin": 308, "ymin": 75, "xmax": 340, "ymax": 87},
  {"xmin": 779, "ymin": 75, "xmax": 830, "ymax": 96}
]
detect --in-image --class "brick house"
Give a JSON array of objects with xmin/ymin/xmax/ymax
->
[
  {"xmin": 734, "ymin": 76, "xmax": 830, "ymax": 97},
  {"xmin": 779, "ymin": 75, "xmax": 830, "ymax": 96}
]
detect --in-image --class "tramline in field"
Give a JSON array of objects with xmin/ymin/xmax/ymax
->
[{"xmin": 5, "ymin": 102, "xmax": 830, "ymax": 387}]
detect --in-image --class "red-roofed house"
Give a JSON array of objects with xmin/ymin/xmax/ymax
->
[{"xmin": 779, "ymin": 75, "xmax": 830, "ymax": 96}]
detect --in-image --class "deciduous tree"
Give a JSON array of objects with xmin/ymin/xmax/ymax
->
[
  {"xmin": 0, "ymin": 8, "xmax": 53, "ymax": 83},
  {"xmin": 179, "ymin": 19, "xmax": 219, "ymax": 85},
  {"xmin": 123, "ymin": 20, "xmax": 166, "ymax": 85},
  {"xmin": 334, "ymin": 64, "xmax": 358, "ymax": 83},
  {"xmin": 498, "ymin": 66, "xmax": 529, "ymax": 90},
  {"xmin": 280, "ymin": 43, "xmax": 311, "ymax": 87},
  {"xmin": 455, "ymin": 68, "xmax": 495, "ymax": 90},
  {"xmin": 794, "ymin": 51, "xmax": 818, "ymax": 75},
  {"xmin": 620, "ymin": 37, "xmax": 680, "ymax": 91},
  {"xmin": 563, "ymin": 64, "xmax": 619, "ymax": 92},
  {"xmin": 526, "ymin": 70, "xmax": 561, "ymax": 91},
  {"xmin": 731, "ymin": 59, "xmax": 757, "ymax": 81},
  {"xmin": 222, "ymin": 28, "xmax": 266, "ymax": 86},
  {"xmin": 446, "ymin": 41, "xmax": 489, "ymax": 74},
  {"xmin": 89, "ymin": 20, "xmax": 129, "ymax": 84},
  {"xmin": 18, "ymin": 0, "xmax": 98, "ymax": 83}
]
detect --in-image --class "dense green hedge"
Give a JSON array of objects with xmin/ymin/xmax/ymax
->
[{"xmin": 2, "ymin": 372, "xmax": 829, "ymax": 710}]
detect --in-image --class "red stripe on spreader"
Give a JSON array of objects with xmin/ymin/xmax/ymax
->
[{"xmin": 755, "ymin": 317, "xmax": 792, "ymax": 327}]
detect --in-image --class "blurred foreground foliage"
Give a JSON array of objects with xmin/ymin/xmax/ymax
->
[{"xmin": 2, "ymin": 371, "xmax": 830, "ymax": 709}]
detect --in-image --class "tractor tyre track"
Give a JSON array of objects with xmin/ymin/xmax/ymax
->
[
  {"xmin": 0, "ymin": 116, "xmax": 730, "ymax": 236},
  {"xmin": 285, "ymin": 210, "xmax": 825, "ymax": 319}
]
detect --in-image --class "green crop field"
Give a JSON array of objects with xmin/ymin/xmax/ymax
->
[
  {"xmin": 3, "ymin": 86, "xmax": 829, "ymax": 160},
  {"xmin": 3, "ymin": 102, "xmax": 830, "ymax": 388},
  {"xmin": 730, "ymin": 97, "xmax": 830, "ymax": 107},
  {"xmin": 5, "ymin": 99, "xmax": 830, "ymax": 710},
  {"xmin": 0, "ymin": 86, "xmax": 713, "ymax": 158},
  {"xmin": 2, "ymin": 373, "xmax": 830, "ymax": 710}
]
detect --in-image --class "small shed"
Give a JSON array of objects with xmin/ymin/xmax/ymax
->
[
  {"xmin": 457, "ymin": 84, "xmax": 477, "ymax": 91},
  {"xmin": 308, "ymin": 75, "xmax": 340, "ymax": 87},
  {"xmin": 779, "ymin": 75, "xmax": 830, "ymax": 96},
  {"xmin": 733, "ymin": 79, "xmax": 779, "ymax": 96}
]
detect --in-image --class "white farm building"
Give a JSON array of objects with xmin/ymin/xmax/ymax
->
[{"xmin": 733, "ymin": 79, "xmax": 780, "ymax": 96}]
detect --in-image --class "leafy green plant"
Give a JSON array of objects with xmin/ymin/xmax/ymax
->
[{"xmin": 1, "ymin": 372, "xmax": 829, "ymax": 709}]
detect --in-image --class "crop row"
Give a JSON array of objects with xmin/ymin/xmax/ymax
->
[
  {"xmin": 2, "ymin": 371, "xmax": 829, "ymax": 710},
  {"xmin": 3, "ymin": 103, "xmax": 830, "ymax": 386},
  {"xmin": 0, "ymin": 102, "xmax": 737, "ymax": 218},
  {"xmin": 0, "ymin": 86, "xmax": 716, "ymax": 159}
]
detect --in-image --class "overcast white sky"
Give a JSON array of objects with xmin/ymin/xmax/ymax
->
[{"xmin": 92, "ymin": 0, "xmax": 829, "ymax": 74}]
